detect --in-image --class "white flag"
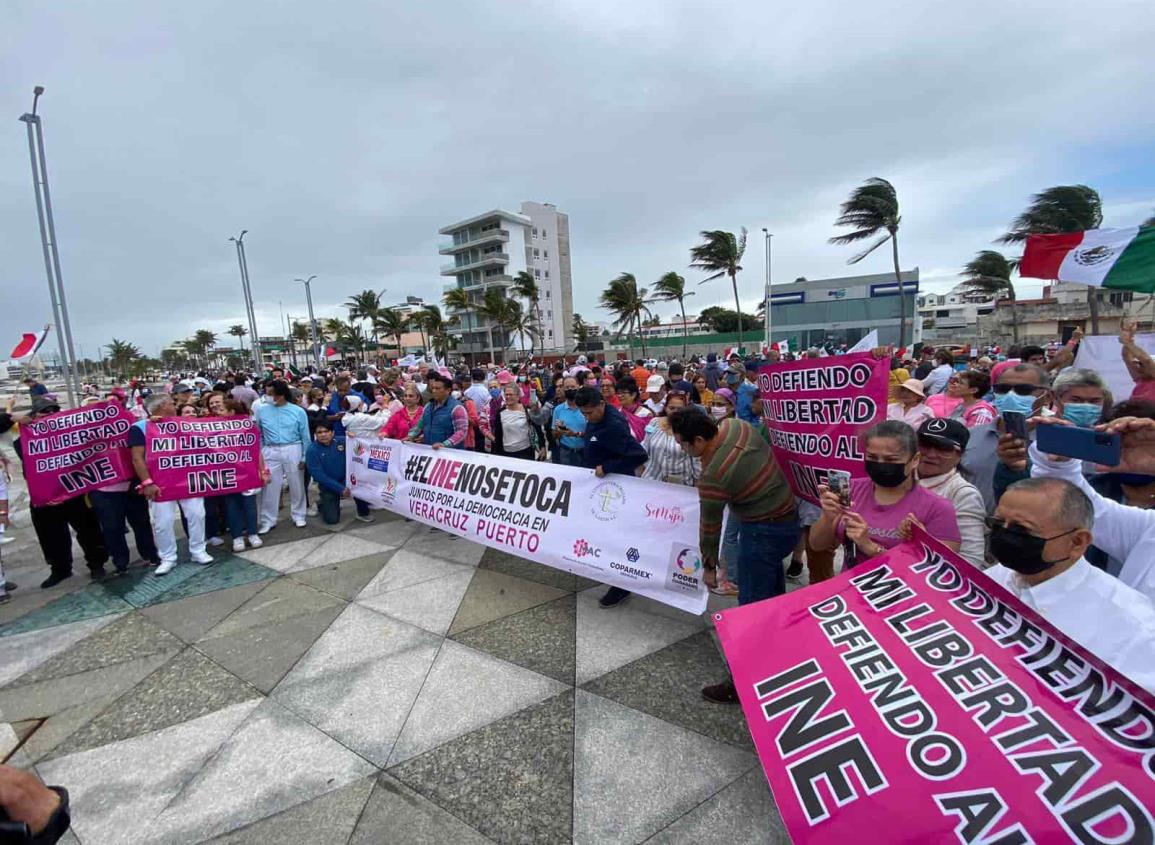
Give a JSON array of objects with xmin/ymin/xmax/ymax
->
[{"xmin": 848, "ymin": 330, "xmax": 878, "ymax": 354}]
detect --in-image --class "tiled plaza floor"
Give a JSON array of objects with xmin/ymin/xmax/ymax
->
[{"xmin": 0, "ymin": 497, "xmax": 791, "ymax": 843}]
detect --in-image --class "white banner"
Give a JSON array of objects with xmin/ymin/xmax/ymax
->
[
  {"xmin": 346, "ymin": 437, "xmax": 708, "ymax": 614},
  {"xmin": 1072, "ymin": 331, "xmax": 1155, "ymax": 403}
]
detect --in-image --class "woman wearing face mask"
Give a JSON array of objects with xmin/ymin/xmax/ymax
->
[
  {"xmin": 708, "ymin": 387, "xmax": 741, "ymax": 595},
  {"xmin": 709, "ymin": 388, "xmax": 736, "ymax": 422},
  {"xmin": 641, "ymin": 391, "xmax": 700, "ymax": 486},
  {"xmin": 914, "ymin": 418, "xmax": 988, "ymax": 568},
  {"xmin": 811, "ymin": 420, "xmax": 961, "ymax": 568}
]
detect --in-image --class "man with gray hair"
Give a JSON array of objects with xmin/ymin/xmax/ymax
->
[
  {"xmin": 987, "ymin": 476, "xmax": 1155, "ymax": 693},
  {"xmin": 129, "ymin": 392, "xmax": 213, "ymax": 576},
  {"xmin": 1049, "ymin": 367, "xmax": 1111, "ymax": 427}
]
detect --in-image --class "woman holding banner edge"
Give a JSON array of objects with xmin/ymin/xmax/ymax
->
[{"xmin": 811, "ymin": 420, "xmax": 961, "ymax": 569}]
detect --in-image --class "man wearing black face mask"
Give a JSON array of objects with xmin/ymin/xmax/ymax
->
[{"xmin": 986, "ymin": 477, "xmax": 1155, "ymax": 693}]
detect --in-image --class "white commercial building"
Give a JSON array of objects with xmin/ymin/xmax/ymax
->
[
  {"xmin": 916, "ymin": 283, "xmax": 998, "ymax": 344},
  {"xmin": 439, "ymin": 202, "xmax": 574, "ymax": 361}
]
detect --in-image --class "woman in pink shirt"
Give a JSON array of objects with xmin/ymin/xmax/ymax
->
[
  {"xmin": 382, "ymin": 384, "xmax": 425, "ymax": 440},
  {"xmin": 811, "ymin": 420, "xmax": 960, "ymax": 569},
  {"xmin": 946, "ymin": 369, "xmax": 996, "ymax": 428}
]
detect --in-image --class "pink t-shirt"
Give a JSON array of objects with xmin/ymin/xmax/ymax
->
[
  {"xmin": 837, "ymin": 478, "xmax": 961, "ymax": 565},
  {"xmin": 1131, "ymin": 379, "xmax": 1155, "ymax": 403}
]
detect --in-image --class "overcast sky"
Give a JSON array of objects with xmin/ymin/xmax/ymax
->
[{"xmin": 3, "ymin": 0, "xmax": 1154, "ymax": 360}]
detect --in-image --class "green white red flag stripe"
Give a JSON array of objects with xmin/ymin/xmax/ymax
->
[
  {"xmin": 1018, "ymin": 226, "xmax": 1155, "ymax": 293},
  {"xmin": 10, "ymin": 327, "xmax": 49, "ymax": 360}
]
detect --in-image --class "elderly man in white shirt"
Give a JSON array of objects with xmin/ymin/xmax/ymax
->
[
  {"xmin": 985, "ymin": 476, "xmax": 1155, "ymax": 694},
  {"xmin": 1026, "ymin": 416, "xmax": 1155, "ymax": 603}
]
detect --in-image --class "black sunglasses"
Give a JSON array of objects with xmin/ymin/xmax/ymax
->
[
  {"xmin": 985, "ymin": 516, "xmax": 1075, "ymax": 542},
  {"xmin": 992, "ymin": 383, "xmax": 1044, "ymax": 396}
]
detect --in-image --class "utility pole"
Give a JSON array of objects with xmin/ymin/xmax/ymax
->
[
  {"xmin": 229, "ymin": 231, "xmax": 262, "ymax": 374},
  {"xmin": 762, "ymin": 229, "xmax": 772, "ymax": 355},
  {"xmin": 20, "ymin": 86, "xmax": 79, "ymax": 406},
  {"xmin": 296, "ymin": 276, "xmax": 321, "ymax": 371}
]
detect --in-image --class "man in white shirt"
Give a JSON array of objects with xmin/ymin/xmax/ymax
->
[
  {"xmin": 921, "ymin": 349, "xmax": 955, "ymax": 396},
  {"xmin": 985, "ymin": 476, "xmax": 1155, "ymax": 693},
  {"xmin": 643, "ymin": 374, "xmax": 666, "ymax": 416}
]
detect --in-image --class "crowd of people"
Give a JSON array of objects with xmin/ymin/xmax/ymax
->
[{"xmin": 2, "ymin": 321, "xmax": 1155, "ymax": 706}]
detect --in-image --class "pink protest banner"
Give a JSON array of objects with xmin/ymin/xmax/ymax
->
[
  {"xmin": 145, "ymin": 416, "xmax": 262, "ymax": 502},
  {"xmin": 715, "ymin": 530, "xmax": 1155, "ymax": 844},
  {"xmin": 22, "ymin": 400, "xmax": 136, "ymax": 507},
  {"xmin": 758, "ymin": 352, "xmax": 887, "ymax": 504}
]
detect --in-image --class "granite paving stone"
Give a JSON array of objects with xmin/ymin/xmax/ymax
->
[
  {"xmin": 582, "ymin": 630, "xmax": 753, "ymax": 750},
  {"xmin": 645, "ymin": 768, "xmax": 789, "ymax": 844},
  {"xmin": 573, "ymin": 690, "xmax": 756, "ymax": 844},
  {"xmin": 197, "ymin": 578, "xmax": 345, "ymax": 640},
  {"xmin": 293, "ymin": 533, "xmax": 392, "ymax": 571},
  {"xmin": 273, "ymin": 604, "xmax": 442, "ymax": 767},
  {"xmin": 359, "ymin": 567, "xmax": 474, "ymax": 635},
  {"xmin": 452, "ymin": 594, "xmax": 576, "ymax": 684},
  {"xmin": 288, "ymin": 552, "xmax": 394, "ymax": 600},
  {"xmin": 142, "ymin": 556, "xmax": 277, "ymax": 604},
  {"xmin": 235, "ymin": 535, "xmax": 332, "ymax": 573},
  {"xmin": 447, "ymin": 569, "xmax": 568, "ymax": 636},
  {"xmin": 478, "ymin": 548, "xmax": 582, "ymax": 592},
  {"xmin": 345, "ymin": 519, "xmax": 423, "ymax": 549},
  {"xmin": 357, "ymin": 549, "xmax": 472, "ymax": 599},
  {"xmin": 0, "ymin": 615, "xmax": 121, "ymax": 687},
  {"xmin": 139, "ymin": 581, "xmax": 270, "ymax": 643},
  {"xmin": 4, "ymin": 688, "xmax": 137, "ymax": 765},
  {"xmin": 100, "ymin": 562, "xmax": 204, "ymax": 607},
  {"xmin": 205, "ymin": 775, "xmax": 376, "ymax": 845},
  {"xmin": 388, "ymin": 640, "xmax": 567, "ymax": 766},
  {"xmin": 145, "ymin": 699, "xmax": 376, "ymax": 844},
  {"xmin": 392, "ymin": 691, "xmax": 575, "ymax": 845},
  {"xmin": 12, "ymin": 613, "xmax": 182, "ymax": 686},
  {"xmin": 574, "ymin": 586, "xmax": 703, "ymax": 685},
  {"xmin": 404, "ymin": 528, "xmax": 487, "ymax": 567},
  {"xmin": 349, "ymin": 774, "xmax": 493, "ymax": 845},
  {"xmin": 49, "ymin": 648, "xmax": 261, "ymax": 757},
  {"xmin": 195, "ymin": 604, "xmax": 346, "ymax": 693},
  {"xmin": 0, "ymin": 586, "xmax": 132, "ymax": 638},
  {"xmin": 37, "ymin": 700, "xmax": 263, "ymax": 845}
]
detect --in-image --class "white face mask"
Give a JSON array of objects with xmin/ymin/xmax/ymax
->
[
  {"xmin": 451, "ymin": 390, "xmax": 462, "ymax": 399},
  {"xmin": 710, "ymin": 405, "xmax": 729, "ymax": 419}
]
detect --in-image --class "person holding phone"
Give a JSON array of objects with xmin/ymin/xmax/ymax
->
[
  {"xmin": 811, "ymin": 421, "xmax": 961, "ymax": 567},
  {"xmin": 551, "ymin": 375, "xmax": 587, "ymax": 466}
]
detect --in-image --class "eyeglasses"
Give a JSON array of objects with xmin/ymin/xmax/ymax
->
[{"xmin": 992, "ymin": 383, "xmax": 1043, "ymax": 396}]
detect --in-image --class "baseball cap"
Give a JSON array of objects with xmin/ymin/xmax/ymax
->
[
  {"xmin": 646, "ymin": 374, "xmax": 665, "ymax": 393},
  {"xmin": 918, "ymin": 417, "xmax": 969, "ymax": 451}
]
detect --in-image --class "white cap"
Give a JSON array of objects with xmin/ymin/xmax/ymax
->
[{"xmin": 646, "ymin": 374, "xmax": 665, "ymax": 392}]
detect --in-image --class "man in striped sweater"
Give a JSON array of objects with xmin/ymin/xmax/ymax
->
[{"xmin": 669, "ymin": 408, "xmax": 798, "ymax": 703}]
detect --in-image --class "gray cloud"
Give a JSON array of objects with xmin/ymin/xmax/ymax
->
[{"xmin": 2, "ymin": 0, "xmax": 1153, "ymax": 359}]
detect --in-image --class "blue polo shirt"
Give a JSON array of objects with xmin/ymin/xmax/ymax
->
[{"xmin": 551, "ymin": 403, "xmax": 586, "ymax": 450}]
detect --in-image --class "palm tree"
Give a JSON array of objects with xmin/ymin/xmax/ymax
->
[
  {"xmin": 599, "ymin": 273, "xmax": 651, "ymax": 359},
  {"xmin": 511, "ymin": 271, "xmax": 543, "ymax": 360},
  {"xmin": 999, "ymin": 185, "xmax": 1104, "ymax": 333},
  {"xmin": 443, "ymin": 287, "xmax": 489, "ymax": 365},
  {"xmin": 193, "ymin": 329, "xmax": 217, "ymax": 368},
  {"xmin": 507, "ymin": 302, "xmax": 541, "ymax": 362},
  {"xmin": 690, "ymin": 229, "xmax": 748, "ymax": 352},
  {"xmin": 227, "ymin": 324, "xmax": 248, "ymax": 356},
  {"xmin": 345, "ymin": 290, "xmax": 385, "ymax": 346},
  {"xmin": 960, "ymin": 250, "xmax": 1020, "ymax": 342},
  {"xmin": 572, "ymin": 313, "xmax": 592, "ymax": 352},
  {"xmin": 418, "ymin": 305, "xmax": 449, "ymax": 361},
  {"xmin": 406, "ymin": 310, "xmax": 431, "ymax": 356},
  {"xmin": 829, "ymin": 178, "xmax": 908, "ymax": 349},
  {"xmin": 290, "ymin": 321, "xmax": 311, "ymax": 366},
  {"xmin": 651, "ymin": 271, "xmax": 694, "ymax": 360},
  {"xmin": 106, "ymin": 338, "xmax": 141, "ymax": 376},
  {"xmin": 374, "ymin": 308, "xmax": 408, "ymax": 360},
  {"xmin": 478, "ymin": 288, "xmax": 523, "ymax": 364}
]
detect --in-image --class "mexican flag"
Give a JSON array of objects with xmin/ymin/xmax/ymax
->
[{"xmin": 1019, "ymin": 226, "xmax": 1155, "ymax": 293}]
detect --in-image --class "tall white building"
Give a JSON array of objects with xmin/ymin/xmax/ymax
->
[{"xmin": 439, "ymin": 201, "xmax": 573, "ymax": 360}]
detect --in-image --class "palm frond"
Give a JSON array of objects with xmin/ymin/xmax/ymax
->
[{"xmin": 847, "ymin": 233, "xmax": 893, "ymax": 264}]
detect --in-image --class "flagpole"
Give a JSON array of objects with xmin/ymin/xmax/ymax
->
[{"xmin": 762, "ymin": 229, "xmax": 772, "ymax": 354}]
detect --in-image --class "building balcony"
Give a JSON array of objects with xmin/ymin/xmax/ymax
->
[
  {"xmin": 440, "ymin": 253, "xmax": 510, "ymax": 276},
  {"xmin": 438, "ymin": 229, "xmax": 510, "ymax": 255},
  {"xmin": 444, "ymin": 274, "xmax": 514, "ymax": 290}
]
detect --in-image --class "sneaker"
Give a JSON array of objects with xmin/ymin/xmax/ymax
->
[
  {"xmin": 1, "ymin": 581, "xmax": 17, "ymax": 592},
  {"xmin": 354, "ymin": 513, "xmax": 375, "ymax": 524},
  {"xmin": 190, "ymin": 551, "xmax": 215, "ymax": 565},
  {"xmin": 293, "ymin": 520, "xmax": 307, "ymax": 528},
  {"xmin": 701, "ymin": 680, "xmax": 740, "ymax": 704},
  {"xmin": 0, "ymin": 594, "xmax": 10, "ymax": 605},
  {"xmin": 41, "ymin": 572, "xmax": 73, "ymax": 589},
  {"xmin": 258, "ymin": 522, "xmax": 274, "ymax": 535},
  {"xmin": 232, "ymin": 537, "xmax": 246, "ymax": 553},
  {"xmin": 786, "ymin": 558, "xmax": 804, "ymax": 582},
  {"xmin": 208, "ymin": 536, "xmax": 225, "ymax": 547},
  {"xmin": 306, "ymin": 505, "xmax": 319, "ymax": 518},
  {"xmin": 155, "ymin": 560, "xmax": 178, "ymax": 576},
  {"xmin": 710, "ymin": 580, "xmax": 739, "ymax": 596},
  {"xmin": 598, "ymin": 587, "xmax": 632, "ymax": 609},
  {"xmin": 247, "ymin": 535, "xmax": 263, "ymax": 549}
]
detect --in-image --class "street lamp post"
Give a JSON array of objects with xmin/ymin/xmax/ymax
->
[
  {"xmin": 20, "ymin": 86, "xmax": 80, "ymax": 407},
  {"xmin": 296, "ymin": 276, "xmax": 321, "ymax": 371},
  {"xmin": 229, "ymin": 231, "xmax": 261, "ymax": 374},
  {"xmin": 762, "ymin": 229, "xmax": 773, "ymax": 355}
]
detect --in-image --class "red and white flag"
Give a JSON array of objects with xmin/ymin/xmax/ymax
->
[{"xmin": 10, "ymin": 327, "xmax": 50, "ymax": 361}]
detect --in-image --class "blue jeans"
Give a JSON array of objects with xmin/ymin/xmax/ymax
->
[
  {"xmin": 721, "ymin": 508, "xmax": 740, "ymax": 584},
  {"xmin": 225, "ymin": 493, "xmax": 260, "ymax": 538},
  {"xmin": 737, "ymin": 519, "xmax": 800, "ymax": 606},
  {"xmin": 318, "ymin": 489, "xmax": 370, "ymax": 525},
  {"xmin": 89, "ymin": 488, "xmax": 159, "ymax": 570},
  {"xmin": 558, "ymin": 445, "xmax": 584, "ymax": 467}
]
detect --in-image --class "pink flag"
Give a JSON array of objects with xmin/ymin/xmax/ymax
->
[{"xmin": 715, "ymin": 530, "xmax": 1155, "ymax": 843}]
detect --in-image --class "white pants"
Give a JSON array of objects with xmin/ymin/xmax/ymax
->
[
  {"xmin": 151, "ymin": 498, "xmax": 206, "ymax": 563},
  {"xmin": 261, "ymin": 443, "xmax": 306, "ymax": 527}
]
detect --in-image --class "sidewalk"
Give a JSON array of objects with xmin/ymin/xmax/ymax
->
[{"xmin": 0, "ymin": 491, "xmax": 792, "ymax": 843}]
